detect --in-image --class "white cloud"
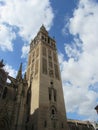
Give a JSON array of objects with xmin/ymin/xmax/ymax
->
[
  {"xmin": 62, "ymin": 0, "xmax": 98, "ymax": 121},
  {"xmin": 0, "ymin": 24, "xmax": 16, "ymax": 51},
  {"xmin": 0, "ymin": 0, "xmax": 54, "ymax": 54},
  {"xmin": 21, "ymin": 45, "xmax": 30, "ymax": 58},
  {"xmin": 4, "ymin": 64, "xmax": 17, "ymax": 78}
]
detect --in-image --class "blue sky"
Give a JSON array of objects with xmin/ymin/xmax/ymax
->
[{"xmin": 0, "ymin": 0, "xmax": 98, "ymax": 122}]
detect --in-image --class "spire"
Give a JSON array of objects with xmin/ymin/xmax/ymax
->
[
  {"xmin": 40, "ymin": 24, "xmax": 46, "ymax": 30},
  {"xmin": 16, "ymin": 63, "xmax": 22, "ymax": 81},
  {"xmin": 39, "ymin": 24, "xmax": 48, "ymax": 34}
]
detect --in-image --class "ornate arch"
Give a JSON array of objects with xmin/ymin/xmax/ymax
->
[
  {"xmin": 49, "ymin": 105, "xmax": 57, "ymax": 120},
  {"xmin": 0, "ymin": 115, "xmax": 10, "ymax": 130}
]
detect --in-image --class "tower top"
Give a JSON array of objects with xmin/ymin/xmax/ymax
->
[
  {"xmin": 40, "ymin": 24, "xmax": 46, "ymax": 31},
  {"xmin": 30, "ymin": 25, "xmax": 56, "ymax": 51},
  {"xmin": 39, "ymin": 24, "xmax": 48, "ymax": 35}
]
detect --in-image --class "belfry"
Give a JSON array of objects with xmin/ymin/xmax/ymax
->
[{"xmin": 26, "ymin": 25, "xmax": 68, "ymax": 130}]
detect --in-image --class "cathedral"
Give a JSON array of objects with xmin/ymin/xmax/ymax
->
[
  {"xmin": 0, "ymin": 26, "xmax": 68, "ymax": 130},
  {"xmin": 0, "ymin": 26, "xmax": 95, "ymax": 130}
]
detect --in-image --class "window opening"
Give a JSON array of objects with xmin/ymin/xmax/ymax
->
[
  {"xmin": 52, "ymin": 109, "xmax": 55, "ymax": 115},
  {"xmin": 62, "ymin": 123, "xmax": 64, "ymax": 128},
  {"xmin": 44, "ymin": 120, "xmax": 47, "ymax": 127},
  {"xmin": 49, "ymin": 88, "xmax": 52, "ymax": 101},
  {"xmin": 42, "ymin": 58, "xmax": 47, "ymax": 74},
  {"xmin": 50, "ymin": 81, "xmax": 53, "ymax": 85},
  {"xmin": 54, "ymin": 90, "xmax": 57, "ymax": 102},
  {"xmin": 48, "ymin": 37, "xmax": 50, "ymax": 44},
  {"xmin": 42, "ymin": 35, "xmax": 44, "ymax": 40}
]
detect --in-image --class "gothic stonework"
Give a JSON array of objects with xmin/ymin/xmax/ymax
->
[
  {"xmin": 0, "ymin": 62, "xmax": 28, "ymax": 130},
  {"xmin": 26, "ymin": 25, "xmax": 68, "ymax": 130}
]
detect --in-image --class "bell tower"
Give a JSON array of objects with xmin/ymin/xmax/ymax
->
[{"xmin": 26, "ymin": 25, "xmax": 68, "ymax": 130}]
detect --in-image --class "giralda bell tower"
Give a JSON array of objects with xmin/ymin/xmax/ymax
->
[{"xmin": 26, "ymin": 25, "xmax": 68, "ymax": 130}]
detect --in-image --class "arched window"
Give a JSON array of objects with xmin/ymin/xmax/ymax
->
[
  {"xmin": 0, "ymin": 116, "xmax": 10, "ymax": 130},
  {"xmin": 50, "ymin": 106, "xmax": 57, "ymax": 120},
  {"xmin": 52, "ymin": 109, "xmax": 55, "ymax": 115}
]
